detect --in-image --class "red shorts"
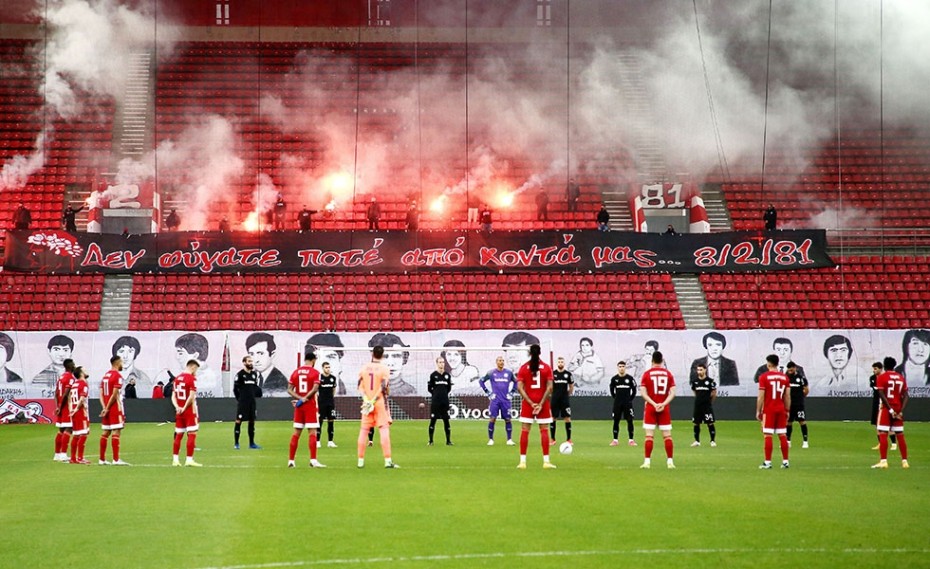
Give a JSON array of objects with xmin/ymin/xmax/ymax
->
[
  {"xmin": 519, "ymin": 400, "xmax": 552, "ymax": 424},
  {"xmin": 293, "ymin": 402, "xmax": 319, "ymax": 429},
  {"xmin": 761, "ymin": 409, "xmax": 788, "ymax": 434},
  {"xmin": 643, "ymin": 405, "xmax": 672, "ymax": 430},
  {"xmin": 100, "ymin": 406, "xmax": 124, "ymax": 430},
  {"xmin": 175, "ymin": 407, "xmax": 199, "ymax": 433},
  {"xmin": 55, "ymin": 409, "xmax": 72, "ymax": 429},
  {"xmin": 71, "ymin": 410, "xmax": 89, "ymax": 436},
  {"xmin": 876, "ymin": 407, "xmax": 904, "ymax": 433}
]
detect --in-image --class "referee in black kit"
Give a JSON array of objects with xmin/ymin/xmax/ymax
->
[{"xmin": 234, "ymin": 355, "xmax": 263, "ymax": 450}]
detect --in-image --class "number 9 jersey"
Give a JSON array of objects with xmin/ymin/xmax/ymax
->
[{"xmin": 517, "ymin": 361, "xmax": 553, "ymax": 424}]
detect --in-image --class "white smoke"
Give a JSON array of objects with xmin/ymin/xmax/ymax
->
[
  {"xmin": 630, "ymin": 0, "xmax": 930, "ymax": 182},
  {"xmin": 1, "ymin": 0, "xmax": 178, "ymax": 194},
  {"xmin": 150, "ymin": 115, "xmax": 245, "ymax": 229},
  {"xmin": 0, "ymin": 132, "xmax": 47, "ymax": 192},
  {"xmin": 38, "ymin": 0, "xmax": 176, "ymax": 120},
  {"xmin": 794, "ymin": 206, "xmax": 879, "ymax": 231},
  {"xmin": 8, "ymin": 0, "xmax": 927, "ymax": 231},
  {"xmin": 251, "ymin": 172, "xmax": 279, "ymax": 216}
]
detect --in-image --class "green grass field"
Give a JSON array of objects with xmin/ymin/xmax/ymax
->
[{"xmin": 3, "ymin": 420, "xmax": 928, "ymax": 569}]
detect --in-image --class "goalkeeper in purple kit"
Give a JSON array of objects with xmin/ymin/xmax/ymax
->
[{"xmin": 480, "ymin": 356, "xmax": 517, "ymax": 446}]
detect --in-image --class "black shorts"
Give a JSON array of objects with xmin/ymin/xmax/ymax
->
[
  {"xmin": 430, "ymin": 404, "xmax": 450, "ymax": 420},
  {"xmin": 692, "ymin": 404, "xmax": 715, "ymax": 424},
  {"xmin": 612, "ymin": 403, "xmax": 634, "ymax": 420},
  {"xmin": 236, "ymin": 400, "xmax": 256, "ymax": 422},
  {"xmin": 319, "ymin": 403, "xmax": 335, "ymax": 421},
  {"xmin": 789, "ymin": 407, "xmax": 806, "ymax": 422},
  {"xmin": 870, "ymin": 394, "xmax": 880, "ymax": 425},
  {"xmin": 551, "ymin": 399, "xmax": 571, "ymax": 419}
]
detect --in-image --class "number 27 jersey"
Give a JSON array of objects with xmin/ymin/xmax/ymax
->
[{"xmin": 641, "ymin": 367, "xmax": 675, "ymax": 406}]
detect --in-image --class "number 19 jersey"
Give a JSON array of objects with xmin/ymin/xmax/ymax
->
[{"xmin": 641, "ymin": 367, "xmax": 675, "ymax": 407}]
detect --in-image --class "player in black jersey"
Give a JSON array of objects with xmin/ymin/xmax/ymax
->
[
  {"xmin": 609, "ymin": 361, "xmax": 637, "ymax": 446},
  {"xmin": 689, "ymin": 364, "xmax": 717, "ymax": 447},
  {"xmin": 785, "ymin": 361, "xmax": 810, "ymax": 448},
  {"xmin": 317, "ymin": 362, "xmax": 338, "ymax": 448},
  {"xmin": 233, "ymin": 355, "xmax": 263, "ymax": 450},
  {"xmin": 428, "ymin": 357, "xmax": 453, "ymax": 446},
  {"xmin": 549, "ymin": 357, "xmax": 575, "ymax": 445}
]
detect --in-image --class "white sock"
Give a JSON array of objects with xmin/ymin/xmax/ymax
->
[{"xmin": 519, "ymin": 455, "xmax": 527, "ymax": 463}]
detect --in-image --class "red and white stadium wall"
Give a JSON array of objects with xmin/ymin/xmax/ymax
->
[{"xmin": 1, "ymin": 329, "xmax": 928, "ymax": 400}]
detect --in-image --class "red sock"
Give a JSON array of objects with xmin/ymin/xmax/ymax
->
[
  {"xmin": 664, "ymin": 437, "xmax": 674, "ymax": 458},
  {"xmin": 112, "ymin": 437, "xmax": 120, "ymax": 461},
  {"xmin": 55, "ymin": 432, "xmax": 62, "ymax": 454},
  {"xmin": 519, "ymin": 430, "xmax": 529, "ymax": 455},
  {"xmin": 540, "ymin": 428, "xmax": 550, "ymax": 456},
  {"xmin": 289, "ymin": 433, "xmax": 300, "ymax": 461},
  {"xmin": 61, "ymin": 432, "xmax": 71, "ymax": 456},
  {"xmin": 309, "ymin": 432, "xmax": 318, "ymax": 460},
  {"xmin": 896, "ymin": 433, "xmax": 907, "ymax": 460},
  {"xmin": 78, "ymin": 436, "xmax": 87, "ymax": 461},
  {"xmin": 778, "ymin": 434, "xmax": 789, "ymax": 460},
  {"xmin": 764, "ymin": 435, "xmax": 773, "ymax": 461},
  {"xmin": 100, "ymin": 436, "xmax": 109, "ymax": 461},
  {"xmin": 172, "ymin": 433, "xmax": 183, "ymax": 456},
  {"xmin": 70, "ymin": 436, "xmax": 78, "ymax": 461},
  {"xmin": 644, "ymin": 436, "xmax": 654, "ymax": 458},
  {"xmin": 879, "ymin": 432, "xmax": 889, "ymax": 460},
  {"xmin": 186, "ymin": 433, "xmax": 197, "ymax": 458}
]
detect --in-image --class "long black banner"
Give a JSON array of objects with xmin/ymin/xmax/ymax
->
[{"xmin": 2, "ymin": 229, "xmax": 833, "ymax": 274}]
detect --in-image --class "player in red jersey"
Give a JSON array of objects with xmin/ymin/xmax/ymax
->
[
  {"xmin": 516, "ymin": 344, "xmax": 556, "ymax": 469},
  {"xmin": 53, "ymin": 359, "xmax": 76, "ymax": 462},
  {"xmin": 873, "ymin": 356, "xmax": 910, "ymax": 469},
  {"xmin": 172, "ymin": 360, "xmax": 201, "ymax": 467},
  {"xmin": 68, "ymin": 367, "xmax": 91, "ymax": 464},
  {"xmin": 287, "ymin": 351, "xmax": 326, "ymax": 468},
  {"xmin": 756, "ymin": 354, "xmax": 791, "ymax": 469},
  {"xmin": 99, "ymin": 356, "xmax": 129, "ymax": 465},
  {"xmin": 639, "ymin": 351, "xmax": 676, "ymax": 469}
]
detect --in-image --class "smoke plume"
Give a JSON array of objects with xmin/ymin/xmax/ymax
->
[{"xmin": 1, "ymin": 0, "xmax": 178, "ymax": 194}]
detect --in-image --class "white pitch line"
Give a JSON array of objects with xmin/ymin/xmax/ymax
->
[{"xmin": 194, "ymin": 547, "xmax": 930, "ymax": 569}]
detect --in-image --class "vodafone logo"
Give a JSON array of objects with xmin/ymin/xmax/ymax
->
[{"xmin": 448, "ymin": 404, "xmax": 518, "ymax": 420}]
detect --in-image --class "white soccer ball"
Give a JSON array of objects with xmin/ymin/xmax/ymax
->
[{"xmin": 558, "ymin": 441, "xmax": 573, "ymax": 455}]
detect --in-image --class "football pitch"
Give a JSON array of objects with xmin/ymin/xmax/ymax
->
[{"xmin": 4, "ymin": 420, "xmax": 928, "ymax": 569}]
